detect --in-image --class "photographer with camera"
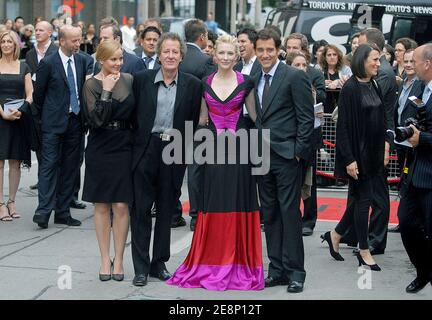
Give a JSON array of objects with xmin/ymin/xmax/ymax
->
[{"xmin": 397, "ymin": 43, "xmax": 432, "ymax": 293}]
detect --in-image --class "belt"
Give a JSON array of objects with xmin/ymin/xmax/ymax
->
[
  {"xmin": 152, "ymin": 132, "xmax": 172, "ymax": 141},
  {"xmin": 103, "ymin": 120, "xmax": 131, "ymax": 130}
]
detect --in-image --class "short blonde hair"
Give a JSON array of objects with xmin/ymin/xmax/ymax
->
[
  {"xmin": 215, "ymin": 34, "xmax": 240, "ymax": 57},
  {"xmin": 0, "ymin": 31, "xmax": 20, "ymax": 60},
  {"xmin": 95, "ymin": 39, "xmax": 122, "ymax": 62}
]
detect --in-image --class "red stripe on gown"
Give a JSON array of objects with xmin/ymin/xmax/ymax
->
[{"xmin": 183, "ymin": 211, "xmax": 262, "ymax": 268}]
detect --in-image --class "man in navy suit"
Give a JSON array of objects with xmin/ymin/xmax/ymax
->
[
  {"xmin": 133, "ymin": 26, "xmax": 161, "ymax": 70},
  {"xmin": 32, "ymin": 25, "xmax": 88, "ymax": 229},
  {"xmin": 93, "ymin": 21, "xmax": 145, "ymax": 76},
  {"xmin": 398, "ymin": 43, "xmax": 432, "ymax": 293}
]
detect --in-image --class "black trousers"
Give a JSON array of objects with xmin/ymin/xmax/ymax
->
[
  {"xmin": 398, "ymin": 184, "xmax": 432, "ymax": 281},
  {"xmin": 340, "ymin": 172, "xmax": 390, "ymax": 251},
  {"xmin": 302, "ymin": 156, "xmax": 318, "ymax": 229},
  {"xmin": 72, "ymin": 134, "xmax": 85, "ymax": 201},
  {"xmin": 259, "ymin": 152, "xmax": 306, "ymax": 282},
  {"xmin": 35, "ymin": 115, "xmax": 82, "ymax": 220},
  {"xmin": 336, "ymin": 176, "xmax": 378, "ymax": 250},
  {"xmin": 130, "ymin": 135, "xmax": 177, "ymax": 275}
]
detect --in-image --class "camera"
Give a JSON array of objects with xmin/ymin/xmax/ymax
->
[{"xmin": 395, "ymin": 97, "xmax": 428, "ymax": 142}]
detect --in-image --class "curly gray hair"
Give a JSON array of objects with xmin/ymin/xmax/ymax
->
[{"xmin": 156, "ymin": 32, "xmax": 187, "ymax": 58}]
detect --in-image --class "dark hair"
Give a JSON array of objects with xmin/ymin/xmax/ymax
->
[
  {"xmin": 284, "ymin": 32, "xmax": 308, "ymax": 51},
  {"xmin": 207, "ymin": 30, "xmax": 218, "ymax": 45},
  {"xmin": 14, "ymin": 16, "xmax": 24, "ymax": 22},
  {"xmin": 255, "ymin": 28, "xmax": 281, "ymax": 49},
  {"xmin": 140, "ymin": 26, "xmax": 161, "ymax": 39},
  {"xmin": 384, "ymin": 43, "xmax": 395, "ymax": 65},
  {"xmin": 184, "ymin": 19, "xmax": 207, "ymax": 43},
  {"xmin": 359, "ymin": 28, "xmax": 385, "ymax": 51},
  {"xmin": 351, "ymin": 43, "xmax": 380, "ymax": 79},
  {"xmin": 266, "ymin": 25, "xmax": 282, "ymax": 39},
  {"xmin": 312, "ymin": 39, "xmax": 328, "ymax": 56},
  {"xmin": 395, "ymin": 37, "xmax": 418, "ymax": 51},
  {"xmin": 350, "ymin": 32, "xmax": 360, "ymax": 43},
  {"xmin": 237, "ymin": 27, "xmax": 257, "ymax": 44}
]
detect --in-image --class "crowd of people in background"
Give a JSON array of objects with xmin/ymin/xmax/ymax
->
[{"xmin": 0, "ymin": 12, "xmax": 432, "ymax": 295}]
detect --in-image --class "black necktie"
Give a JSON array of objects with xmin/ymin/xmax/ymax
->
[
  {"xmin": 144, "ymin": 56, "xmax": 152, "ymax": 69},
  {"xmin": 262, "ymin": 74, "xmax": 271, "ymax": 107}
]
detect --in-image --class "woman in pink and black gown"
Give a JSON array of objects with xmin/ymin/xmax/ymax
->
[{"xmin": 167, "ymin": 35, "xmax": 263, "ymax": 291}]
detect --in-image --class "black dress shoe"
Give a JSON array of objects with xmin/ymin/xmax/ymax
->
[
  {"xmin": 54, "ymin": 216, "xmax": 82, "ymax": 226},
  {"xmin": 70, "ymin": 200, "xmax": 87, "ymax": 209},
  {"xmin": 264, "ymin": 276, "xmax": 289, "ymax": 287},
  {"xmin": 406, "ymin": 277, "xmax": 429, "ymax": 293},
  {"xmin": 171, "ymin": 217, "xmax": 186, "ymax": 228},
  {"xmin": 33, "ymin": 214, "xmax": 48, "ymax": 229},
  {"xmin": 149, "ymin": 269, "xmax": 172, "ymax": 281},
  {"xmin": 302, "ymin": 227, "xmax": 313, "ymax": 236},
  {"xmin": 132, "ymin": 274, "xmax": 148, "ymax": 286},
  {"xmin": 287, "ymin": 280, "xmax": 304, "ymax": 293},
  {"xmin": 388, "ymin": 225, "xmax": 400, "ymax": 233}
]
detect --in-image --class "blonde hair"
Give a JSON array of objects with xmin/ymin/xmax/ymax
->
[
  {"xmin": 214, "ymin": 34, "xmax": 240, "ymax": 57},
  {"xmin": 95, "ymin": 39, "xmax": 122, "ymax": 62},
  {"xmin": 0, "ymin": 31, "xmax": 20, "ymax": 60}
]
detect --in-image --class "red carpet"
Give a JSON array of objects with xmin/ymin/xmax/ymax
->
[{"xmin": 182, "ymin": 197, "xmax": 399, "ymax": 225}]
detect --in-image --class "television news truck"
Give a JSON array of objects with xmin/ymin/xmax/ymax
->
[{"xmin": 265, "ymin": 0, "xmax": 432, "ymax": 185}]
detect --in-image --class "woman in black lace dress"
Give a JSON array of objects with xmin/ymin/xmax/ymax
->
[
  {"xmin": 0, "ymin": 31, "xmax": 33, "ymax": 222},
  {"xmin": 82, "ymin": 40, "xmax": 135, "ymax": 281}
]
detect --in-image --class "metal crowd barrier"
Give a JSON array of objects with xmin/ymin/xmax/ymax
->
[{"xmin": 316, "ymin": 114, "xmax": 400, "ymax": 185}]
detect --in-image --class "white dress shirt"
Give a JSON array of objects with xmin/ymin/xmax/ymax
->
[
  {"xmin": 141, "ymin": 52, "xmax": 157, "ymax": 70},
  {"xmin": 36, "ymin": 40, "xmax": 52, "ymax": 63},
  {"xmin": 241, "ymin": 55, "xmax": 257, "ymax": 76},
  {"xmin": 58, "ymin": 48, "xmax": 80, "ymax": 112},
  {"xmin": 257, "ymin": 60, "xmax": 280, "ymax": 106},
  {"xmin": 121, "ymin": 25, "xmax": 137, "ymax": 52},
  {"xmin": 422, "ymin": 80, "xmax": 432, "ymax": 103}
]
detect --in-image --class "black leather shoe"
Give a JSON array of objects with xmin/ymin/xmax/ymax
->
[
  {"xmin": 33, "ymin": 214, "xmax": 48, "ymax": 229},
  {"xmin": 264, "ymin": 276, "xmax": 289, "ymax": 287},
  {"xmin": 132, "ymin": 274, "xmax": 148, "ymax": 286},
  {"xmin": 29, "ymin": 183, "xmax": 38, "ymax": 190},
  {"xmin": 54, "ymin": 216, "xmax": 82, "ymax": 226},
  {"xmin": 70, "ymin": 200, "xmax": 87, "ymax": 209},
  {"xmin": 302, "ymin": 227, "xmax": 313, "ymax": 236},
  {"xmin": 149, "ymin": 269, "xmax": 172, "ymax": 281},
  {"xmin": 406, "ymin": 277, "xmax": 429, "ymax": 293},
  {"xmin": 287, "ymin": 280, "xmax": 304, "ymax": 293},
  {"xmin": 190, "ymin": 218, "xmax": 196, "ymax": 231},
  {"xmin": 388, "ymin": 225, "xmax": 400, "ymax": 233},
  {"xmin": 171, "ymin": 217, "xmax": 186, "ymax": 228}
]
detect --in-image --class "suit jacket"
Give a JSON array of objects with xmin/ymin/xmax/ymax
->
[
  {"xmin": 94, "ymin": 49, "xmax": 145, "ymax": 76},
  {"xmin": 394, "ymin": 79, "xmax": 423, "ymax": 127},
  {"xmin": 234, "ymin": 58, "xmax": 262, "ymax": 77},
  {"xmin": 377, "ymin": 56, "xmax": 398, "ymax": 133},
  {"xmin": 253, "ymin": 62, "xmax": 314, "ymax": 161},
  {"xmin": 179, "ymin": 43, "xmax": 216, "ymax": 79},
  {"xmin": 78, "ymin": 50, "xmax": 95, "ymax": 76},
  {"xmin": 307, "ymin": 66, "xmax": 326, "ymax": 104},
  {"xmin": 132, "ymin": 69, "xmax": 202, "ymax": 189},
  {"xmin": 33, "ymin": 51, "xmax": 88, "ymax": 134},
  {"xmin": 410, "ymin": 92, "xmax": 432, "ymax": 189},
  {"xmin": 25, "ymin": 42, "xmax": 58, "ymax": 76},
  {"xmin": 133, "ymin": 47, "xmax": 161, "ymax": 70}
]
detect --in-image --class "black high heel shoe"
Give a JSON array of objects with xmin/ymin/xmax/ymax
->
[
  {"xmin": 99, "ymin": 260, "xmax": 112, "ymax": 281},
  {"xmin": 355, "ymin": 252, "xmax": 381, "ymax": 271},
  {"xmin": 112, "ymin": 258, "xmax": 124, "ymax": 282},
  {"xmin": 320, "ymin": 231, "xmax": 344, "ymax": 261}
]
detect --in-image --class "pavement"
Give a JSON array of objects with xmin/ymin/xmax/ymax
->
[{"xmin": 1, "ymin": 161, "xmax": 431, "ymax": 301}]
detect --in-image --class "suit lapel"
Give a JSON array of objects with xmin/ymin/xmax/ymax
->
[
  {"xmin": 251, "ymin": 59, "xmax": 261, "ymax": 76},
  {"xmin": 54, "ymin": 52, "xmax": 69, "ymax": 86},
  {"xmin": 74, "ymin": 54, "xmax": 83, "ymax": 92},
  {"xmin": 261, "ymin": 62, "xmax": 284, "ymax": 115},
  {"xmin": 253, "ymin": 71, "xmax": 263, "ymax": 118},
  {"xmin": 174, "ymin": 72, "xmax": 186, "ymax": 115}
]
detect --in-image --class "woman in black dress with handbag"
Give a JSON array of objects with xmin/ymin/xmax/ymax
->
[
  {"xmin": 0, "ymin": 31, "xmax": 33, "ymax": 222},
  {"xmin": 82, "ymin": 40, "xmax": 135, "ymax": 281}
]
